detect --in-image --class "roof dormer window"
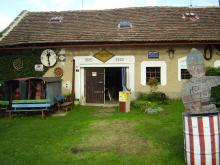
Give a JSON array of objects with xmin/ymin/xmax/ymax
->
[
  {"xmin": 118, "ymin": 21, "xmax": 132, "ymax": 29},
  {"xmin": 182, "ymin": 12, "xmax": 199, "ymax": 21},
  {"xmin": 50, "ymin": 16, "xmax": 63, "ymax": 23}
]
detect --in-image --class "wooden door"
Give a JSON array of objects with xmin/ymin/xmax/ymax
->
[{"xmin": 85, "ymin": 68, "xmax": 104, "ymax": 103}]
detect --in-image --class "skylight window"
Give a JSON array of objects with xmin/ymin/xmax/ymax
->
[
  {"xmin": 50, "ymin": 16, "xmax": 63, "ymax": 22},
  {"xmin": 118, "ymin": 21, "xmax": 132, "ymax": 29},
  {"xmin": 182, "ymin": 12, "xmax": 199, "ymax": 21}
]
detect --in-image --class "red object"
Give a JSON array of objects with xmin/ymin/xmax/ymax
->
[
  {"xmin": 183, "ymin": 113, "xmax": 220, "ymax": 165},
  {"xmin": 119, "ymin": 102, "xmax": 126, "ymax": 112}
]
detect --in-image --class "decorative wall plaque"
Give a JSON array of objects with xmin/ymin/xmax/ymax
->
[
  {"xmin": 13, "ymin": 58, "xmax": 23, "ymax": 70},
  {"xmin": 94, "ymin": 49, "xmax": 114, "ymax": 63},
  {"xmin": 58, "ymin": 54, "xmax": 66, "ymax": 62},
  {"xmin": 54, "ymin": 67, "xmax": 63, "ymax": 78}
]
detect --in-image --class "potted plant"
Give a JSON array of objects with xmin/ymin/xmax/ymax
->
[{"xmin": 147, "ymin": 77, "xmax": 158, "ymax": 92}]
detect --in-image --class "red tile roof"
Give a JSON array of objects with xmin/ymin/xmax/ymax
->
[{"xmin": 0, "ymin": 7, "xmax": 220, "ymax": 47}]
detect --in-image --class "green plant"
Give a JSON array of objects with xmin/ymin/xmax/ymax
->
[
  {"xmin": 136, "ymin": 92, "xmax": 169, "ymax": 104},
  {"xmin": 64, "ymin": 93, "xmax": 73, "ymax": 102},
  {"xmin": 0, "ymin": 49, "xmax": 48, "ymax": 81},
  {"xmin": 205, "ymin": 67, "xmax": 220, "ymax": 107},
  {"xmin": 211, "ymin": 86, "xmax": 220, "ymax": 108},
  {"xmin": 131, "ymin": 100, "xmax": 147, "ymax": 110},
  {"xmin": 206, "ymin": 66, "xmax": 220, "ymax": 76},
  {"xmin": 147, "ymin": 77, "xmax": 158, "ymax": 92},
  {"xmin": 145, "ymin": 106, "xmax": 163, "ymax": 114}
]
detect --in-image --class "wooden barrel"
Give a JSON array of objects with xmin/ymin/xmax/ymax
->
[{"xmin": 183, "ymin": 113, "xmax": 220, "ymax": 165}]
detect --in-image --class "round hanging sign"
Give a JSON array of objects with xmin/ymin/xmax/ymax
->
[{"xmin": 54, "ymin": 67, "xmax": 63, "ymax": 78}]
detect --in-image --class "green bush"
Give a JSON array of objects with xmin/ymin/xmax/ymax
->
[
  {"xmin": 206, "ymin": 67, "xmax": 220, "ymax": 76},
  {"xmin": 131, "ymin": 100, "xmax": 158, "ymax": 110},
  {"xmin": 136, "ymin": 92, "xmax": 169, "ymax": 104},
  {"xmin": 131, "ymin": 92, "xmax": 169, "ymax": 110},
  {"xmin": 131, "ymin": 100, "xmax": 148, "ymax": 110},
  {"xmin": 206, "ymin": 67, "xmax": 220, "ymax": 107},
  {"xmin": 211, "ymin": 86, "xmax": 220, "ymax": 108}
]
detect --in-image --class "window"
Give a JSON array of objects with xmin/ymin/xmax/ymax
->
[
  {"xmin": 146, "ymin": 67, "xmax": 161, "ymax": 83},
  {"xmin": 181, "ymin": 69, "xmax": 191, "ymax": 79},
  {"xmin": 214, "ymin": 60, "xmax": 220, "ymax": 68},
  {"xmin": 50, "ymin": 16, "xmax": 63, "ymax": 22},
  {"xmin": 141, "ymin": 61, "xmax": 167, "ymax": 86},
  {"xmin": 178, "ymin": 56, "xmax": 187, "ymax": 81},
  {"xmin": 182, "ymin": 12, "xmax": 199, "ymax": 21},
  {"xmin": 118, "ymin": 21, "xmax": 132, "ymax": 29}
]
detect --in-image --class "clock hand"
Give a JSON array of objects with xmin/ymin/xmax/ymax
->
[{"xmin": 46, "ymin": 51, "xmax": 51, "ymax": 66}]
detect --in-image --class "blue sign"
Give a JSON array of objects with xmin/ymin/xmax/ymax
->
[{"xmin": 148, "ymin": 51, "xmax": 159, "ymax": 58}]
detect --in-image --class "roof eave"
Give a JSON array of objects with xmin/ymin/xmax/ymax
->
[{"xmin": 0, "ymin": 40, "xmax": 220, "ymax": 50}]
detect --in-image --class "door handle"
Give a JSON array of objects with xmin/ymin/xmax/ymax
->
[{"xmin": 94, "ymin": 91, "xmax": 103, "ymax": 94}]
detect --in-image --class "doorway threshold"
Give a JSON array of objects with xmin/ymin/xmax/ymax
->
[{"xmin": 85, "ymin": 103, "xmax": 118, "ymax": 107}]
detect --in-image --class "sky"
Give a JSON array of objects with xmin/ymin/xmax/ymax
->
[{"xmin": 0, "ymin": 0, "xmax": 219, "ymax": 31}]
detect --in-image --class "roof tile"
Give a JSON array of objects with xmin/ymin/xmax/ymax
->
[{"xmin": 0, "ymin": 7, "xmax": 220, "ymax": 46}]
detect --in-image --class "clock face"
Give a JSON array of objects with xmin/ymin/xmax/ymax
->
[{"xmin": 41, "ymin": 49, "xmax": 57, "ymax": 67}]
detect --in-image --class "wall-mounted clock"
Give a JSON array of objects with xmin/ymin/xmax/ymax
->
[{"xmin": 40, "ymin": 49, "xmax": 57, "ymax": 67}]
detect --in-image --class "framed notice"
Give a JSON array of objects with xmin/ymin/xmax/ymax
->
[
  {"xmin": 35, "ymin": 64, "xmax": 44, "ymax": 71},
  {"xmin": 148, "ymin": 51, "xmax": 159, "ymax": 59}
]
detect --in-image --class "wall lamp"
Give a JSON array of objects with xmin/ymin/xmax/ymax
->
[{"xmin": 167, "ymin": 48, "xmax": 175, "ymax": 59}]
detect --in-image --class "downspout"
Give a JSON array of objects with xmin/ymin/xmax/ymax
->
[
  {"xmin": 72, "ymin": 59, "xmax": 75, "ymax": 104},
  {"xmin": 121, "ymin": 68, "xmax": 126, "ymax": 91},
  {"xmin": 121, "ymin": 68, "xmax": 130, "ymax": 91}
]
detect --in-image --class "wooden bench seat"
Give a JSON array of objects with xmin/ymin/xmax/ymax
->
[
  {"xmin": 55, "ymin": 96, "xmax": 73, "ymax": 112},
  {"xmin": 59, "ymin": 101, "xmax": 73, "ymax": 112},
  {"xmin": 6, "ymin": 99, "xmax": 51, "ymax": 119}
]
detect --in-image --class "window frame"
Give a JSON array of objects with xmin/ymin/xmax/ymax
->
[
  {"xmin": 178, "ymin": 56, "xmax": 188, "ymax": 81},
  {"xmin": 141, "ymin": 61, "xmax": 167, "ymax": 86},
  {"xmin": 146, "ymin": 67, "xmax": 161, "ymax": 84},
  {"xmin": 180, "ymin": 68, "xmax": 191, "ymax": 80}
]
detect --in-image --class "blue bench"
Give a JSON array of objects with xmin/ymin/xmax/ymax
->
[{"xmin": 6, "ymin": 99, "xmax": 51, "ymax": 119}]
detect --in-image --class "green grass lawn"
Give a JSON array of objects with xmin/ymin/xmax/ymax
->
[{"xmin": 0, "ymin": 100, "xmax": 185, "ymax": 165}]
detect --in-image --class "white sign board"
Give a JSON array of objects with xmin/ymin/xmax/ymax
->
[
  {"xmin": 35, "ymin": 64, "xmax": 44, "ymax": 71},
  {"xmin": 92, "ymin": 72, "xmax": 97, "ymax": 77}
]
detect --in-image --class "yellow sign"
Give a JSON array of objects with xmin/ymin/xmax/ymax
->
[
  {"xmin": 94, "ymin": 49, "xmax": 114, "ymax": 63},
  {"xmin": 119, "ymin": 91, "xmax": 129, "ymax": 102}
]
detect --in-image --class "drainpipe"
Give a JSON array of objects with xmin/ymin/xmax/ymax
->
[
  {"xmin": 121, "ymin": 68, "xmax": 126, "ymax": 91},
  {"xmin": 72, "ymin": 59, "xmax": 75, "ymax": 104},
  {"xmin": 121, "ymin": 68, "xmax": 130, "ymax": 91}
]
